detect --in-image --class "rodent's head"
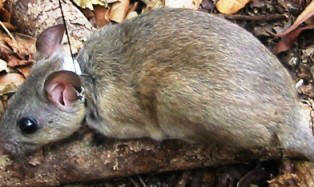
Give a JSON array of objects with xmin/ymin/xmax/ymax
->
[{"xmin": 0, "ymin": 25, "xmax": 85, "ymax": 156}]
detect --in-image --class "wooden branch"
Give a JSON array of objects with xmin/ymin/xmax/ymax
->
[
  {"xmin": 0, "ymin": 129, "xmax": 293, "ymax": 187},
  {"xmin": 224, "ymin": 14, "xmax": 286, "ymax": 21}
]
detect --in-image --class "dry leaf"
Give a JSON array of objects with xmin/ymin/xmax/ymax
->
[
  {"xmin": 81, "ymin": 8, "xmax": 95, "ymax": 20},
  {"xmin": 0, "ymin": 33, "xmax": 35, "ymax": 68},
  {"xmin": 4, "ymin": 34, "xmax": 35, "ymax": 57},
  {"xmin": 269, "ymin": 161, "xmax": 314, "ymax": 187},
  {"xmin": 2, "ymin": 22, "xmax": 15, "ymax": 31},
  {"xmin": 299, "ymin": 84, "xmax": 314, "ymax": 98},
  {"xmin": 0, "ymin": 98, "xmax": 5, "ymax": 118},
  {"xmin": 109, "ymin": 0, "xmax": 130, "ymax": 23},
  {"xmin": 0, "ymin": 73, "xmax": 24, "ymax": 96},
  {"xmin": 0, "ymin": 0, "xmax": 3, "ymax": 10},
  {"xmin": 73, "ymin": 0, "xmax": 106, "ymax": 10},
  {"xmin": 273, "ymin": 24, "xmax": 314, "ymax": 54},
  {"xmin": 17, "ymin": 65, "xmax": 32, "ymax": 78},
  {"xmin": 216, "ymin": 0, "xmax": 251, "ymax": 15},
  {"xmin": 0, "ymin": 83, "xmax": 16, "ymax": 96},
  {"xmin": 6, "ymin": 54, "xmax": 32, "ymax": 68},
  {"xmin": 0, "ymin": 94, "xmax": 9, "ymax": 118},
  {"xmin": 94, "ymin": 5, "xmax": 110, "ymax": 27},
  {"xmin": 105, "ymin": 7, "xmax": 111, "ymax": 23},
  {"xmin": 0, "ymin": 7, "xmax": 11, "ymax": 23},
  {"xmin": 165, "ymin": 0, "xmax": 202, "ymax": 10},
  {"xmin": 126, "ymin": 11, "xmax": 138, "ymax": 20},
  {"xmin": 0, "ymin": 73, "xmax": 24, "ymax": 86},
  {"xmin": 277, "ymin": 0, "xmax": 314, "ymax": 37},
  {"xmin": 73, "ymin": 0, "xmax": 118, "ymax": 10},
  {"xmin": 200, "ymin": 0, "xmax": 214, "ymax": 12},
  {"xmin": 142, "ymin": 0, "xmax": 164, "ymax": 11},
  {"xmin": 129, "ymin": 1, "xmax": 138, "ymax": 12},
  {"xmin": 0, "ymin": 59, "xmax": 8, "ymax": 73},
  {"xmin": 0, "ymin": 1, "xmax": 14, "ymax": 32}
]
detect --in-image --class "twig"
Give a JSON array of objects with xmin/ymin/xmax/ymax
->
[
  {"xmin": 175, "ymin": 171, "xmax": 192, "ymax": 187},
  {"xmin": 224, "ymin": 14, "xmax": 287, "ymax": 21},
  {"xmin": 137, "ymin": 175, "xmax": 147, "ymax": 187},
  {"xmin": 0, "ymin": 20, "xmax": 15, "ymax": 42},
  {"xmin": 129, "ymin": 176, "xmax": 140, "ymax": 187}
]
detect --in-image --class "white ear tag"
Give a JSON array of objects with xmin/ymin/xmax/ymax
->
[{"xmin": 61, "ymin": 56, "xmax": 82, "ymax": 75}]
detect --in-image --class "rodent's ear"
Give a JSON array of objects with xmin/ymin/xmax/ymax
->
[
  {"xmin": 44, "ymin": 71, "xmax": 82, "ymax": 111},
  {"xmin": 36, "ymin": 24, "xmax": 65, "ymax": 59}
]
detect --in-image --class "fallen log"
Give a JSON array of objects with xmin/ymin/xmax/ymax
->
[{"xmin": 0, "ymin": 128, "xmax": 290, "ymax": 187}]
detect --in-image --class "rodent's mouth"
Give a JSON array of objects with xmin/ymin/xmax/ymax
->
[
  {"xmin": 0, "ymin": 141, "xmax": 38, "ymax": 157},
  {"xmin": 0, "ymin": 142, "xmax": 19, "ymax": 156}
]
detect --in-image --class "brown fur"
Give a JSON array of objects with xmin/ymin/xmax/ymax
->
[{"xmin": 1, "ymin": 8, "xmax": 314, "ymax": 160}]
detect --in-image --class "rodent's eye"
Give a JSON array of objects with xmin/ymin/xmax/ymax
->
[{"xmin": 18, "ymin": 117, "xmax": 39, "ymax": 134}]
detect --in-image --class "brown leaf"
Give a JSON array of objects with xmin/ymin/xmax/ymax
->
[
  {"xmin": 0, "ymin": 73, "xmax": 25, "ymax": 96},
  {"xmin": 277, "ymin": 0, "xmax": 314, "ymax": 37},
  {"xmin": 269, "ymin": 161, "xmax": 314, "ymax": 187},
  {"xmin": 200, "ymin": 0, "xmax": 214, "ymax": 12},
  {"xmin": 142, "ymin": 0, "xmax": 164, "ymax": 11},
  {"xmin": 0, "ymin": 8, "xmax": 11, "ymax": 23},
  {"xmin": 94, "ymin": 5, "xmax": 110, "ymax": 27},
  {"xmin": 273, "ymin": 24, "xmax": 314, "ymax": 54},
  {"xmin": 299, "ymin": 84, "xmax": 314, "ymax": 98},
  {"xmin": 105, "ymin": 7, "xmax": 111, "ymax": 22},
  {"xmin": 0, "ymin": 59, "xmax": 8, "ymax": 73},
  {"xmin": 81, "ymin": 8, "xmax": 95, "ymax": 20},
  {"xmin": 109, "ymin": 0, "xmax": 130, "ymax": 23},
  {"xmin": 125, "ymin": 2, "xmax": 138, "ymax": 20},
  {"xmin": 250, "ymin": 0, "xmax": 264, "ymax": 8},
  {"xmin": 128, "ymin": 1, "xmax": 138, "ymax": 13},
  {"xmin": 1, "ymin": 22, "xmax": 16, "ymax": 32},
  {"xmin": 165, "ymin": 0, "xmax": 202, "ymax": 10},
  {"xmin": 0, "ymin": 73, "xmax": 24, "ymax": 85},
  {"xmin": 0, "ymin": 33, "xmax": 35, "ymax": 68},
  {"xmin": 296, "ymin": 63, "xmax": 312, "ymax": 80},
  {"xmin": 0, "ymin": 83, "xmax": 16, "ymax": 96},
  {"xmin": 216, "ymin": 0, "xmax": 251, "ymax": 15},
  {"xmin": 73, "ymin": 0, "xmax": 115, "ymax": 10},
  {"xmin": 0, "ymin": 97, "xmax": 6, "ymax": 118},
  {"xmin": 17, "ymin": 65, "xmax": 32, "ymax": 78},
  {"xmin": 6, "ymin": 54, "xmax": 31, "ymax": 67},
  {"xmin": 126, "ymin": 11, "xmax": 138, "ymax": 20}
]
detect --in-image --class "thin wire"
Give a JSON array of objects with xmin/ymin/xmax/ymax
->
[{"xmin": 58, "ymin": 0, "xmax": 76, "ymax": 73}]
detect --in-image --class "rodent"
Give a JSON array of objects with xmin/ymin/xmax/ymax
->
[{"xmin": 1, "ymin": 8, "xmax": 314, "ymax": 160}]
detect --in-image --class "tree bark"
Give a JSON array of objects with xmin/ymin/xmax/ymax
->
[{"xmin": 0, "ymin": 129, "xmax": 289, "ymax": 187}]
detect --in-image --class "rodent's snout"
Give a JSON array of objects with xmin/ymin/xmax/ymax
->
[
  {"xmin": 0, "ymin": 130, "xmax": 31, "ymax": 156},
  {"xmin": 0, "ymin": 139, "xmax": 37, "ymax": 156},
  {"xmin": 0, "ymin": 138, "xmax": 18, "ymax": 156}
]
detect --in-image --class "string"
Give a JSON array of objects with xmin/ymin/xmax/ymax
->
[{"xmin": 58, "ymin": 0, "xmax": 76, "ymax": 73}]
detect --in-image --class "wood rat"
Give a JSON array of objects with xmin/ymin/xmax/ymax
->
[{"xmin": 1, "ymin": 8, "xmax": 314, "ymax": 160}]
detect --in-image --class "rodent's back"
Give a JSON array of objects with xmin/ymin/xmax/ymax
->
[
  {"xmin": 81, "ymin": 8, "xmax": 297, "ymax": 101},
  {"xmin": 78, "ymin": 8, "xmax": 302, "ymax": 149}
]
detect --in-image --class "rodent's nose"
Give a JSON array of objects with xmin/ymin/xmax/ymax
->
[
  {"xmin": 0, "ymin": 142, "xmax": 16, "ymax": 156},
  {"xmin": 0, "ymin": 134, "xmax": 19, "ymax": 156}
]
